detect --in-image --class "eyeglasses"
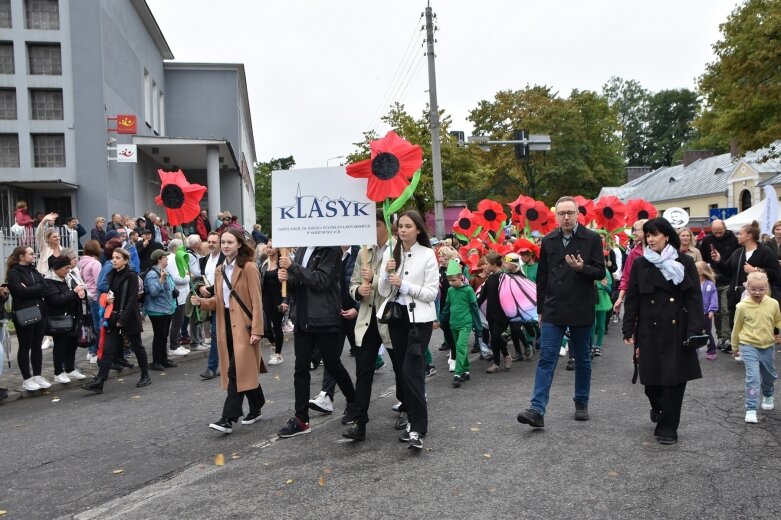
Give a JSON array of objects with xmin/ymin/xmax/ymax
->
[
  {"xmin": 747, "ymin": 287, "xmax": 767, "ymax": 294},
  {"xmin": 556, "ymin": 211, "xmax": 577, "ymax": 217}
]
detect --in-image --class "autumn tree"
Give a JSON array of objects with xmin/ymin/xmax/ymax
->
[
  {"xmin": 602, "ymin": 77, "xmax": 650, "ymax": 166},
  {"xmin": 645, "ymin": 89, "xmax": 700, "ymax": 168},
  {"xmin": 254, "ymin": 155, "xmax": 295, "ymax": 227}
]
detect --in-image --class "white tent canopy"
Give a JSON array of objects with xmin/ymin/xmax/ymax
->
[{"xmin": 723, "ymin": 186, "xmax": 778, "ymax": 233}]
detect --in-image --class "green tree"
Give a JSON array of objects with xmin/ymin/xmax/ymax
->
[
  {"xmin": 695, "ymin": 0, "xmax": 781, "ymax": 152},
  {"xmin": 645, "ymin": 89, "xmax": 700, "ymax": 167},
  {"xmin": 254, "ymin": 156, "xmax": 295, "ymax": 228},
  {"xmin": 602, "ymin": 77, "xmax": 650, "ymax": 166}
]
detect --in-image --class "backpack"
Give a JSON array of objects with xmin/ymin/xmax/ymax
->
[{"xmin": 498, "ymin": 272, "xmax": 537, "ymax": 322}]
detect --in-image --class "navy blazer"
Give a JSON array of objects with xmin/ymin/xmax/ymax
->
[{"xmin": 536, "ymin": 225, "xmax": 605, "ymax": 327}]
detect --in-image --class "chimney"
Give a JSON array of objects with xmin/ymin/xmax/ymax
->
[
  {"xmin": 730, "ymin": 138, "xmax": 740, "ymax": 158},
  {"xmin": 626, "ymin": 166, "xmax": 652, "ymax": 182},
  {"xmin": 683, "ymin": 150, "xmax": 715, "ymax": 167}
]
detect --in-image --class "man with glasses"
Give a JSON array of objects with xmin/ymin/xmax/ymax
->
[
  {"xmin": 698, "ymin": 219, "xmax": 739, "ymax": 351},
  {"xmin": 517, "ymin": 196, "xmax": 604, "ymax": 428}
]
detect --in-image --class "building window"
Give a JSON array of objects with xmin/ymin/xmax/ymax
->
[
  {"xmin": 682, "ymin": 207, "xmax": 690, "ymax": 215},
  {"xmin": 143, "ymin": 69, "xmax": 151, "ymax": 125},
  {"xmin": 0, "ymin": 42, "xmax": 14, "ymax": 74},
  {"xmin": 29, "ymin": 88, "xmax": 62, "ymax": 119},
  {"xmin": 25, "ymin": 0, "xmax": 59, "ymax": 30},
  {"xmin": 0, "ymin": 134, "xmax": 19, "ymax": 167},
  {"xmin": 0, "ymin": 88, "xmax": 16, "ymax": 119},
  {"xmin": 158, "ymin": 90, "xmax": 165, "ymax": 135},
  {"xmin": 0, "ymin": 0, "xmax": 12, "ymax": 28},
  {"xmin": 32, "ymin": 133, "xmax": 65, "ymax": 167},
  {"xmin": 709, "ymin": 204, "xmax": 718, "ymax": 210},
  {"xmin": 27, "ymin": 43, "xmax": 61, "ymax": 75}
]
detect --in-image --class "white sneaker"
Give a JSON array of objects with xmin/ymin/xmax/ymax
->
[
  {"xmin": 308, "ymin": 391, "xmax": 333, "ymax": 414},
  {"xmin": 559, "ymin": 346, "xmax": 568, "ymax": 357},
  {"xmin": 87, "ymin": 354, "xmax": 98, "ymax": 364},
  {"xmin": 203, "ymin": 338, "xmax": 211, "ymax": 345},
  {"xmin": 392, "ymin": 401, "xmax": 402, "ymax": 413},
  {"xmin": 32, "ymin": 375, "xmax": 51, "ymax": 389},
  {"xmin": 170, "ymin": 346, "xmax": 191, "ymax": 356},
  {"xmin": 268, "ymin": 353, "xmax": 283, "ymax": 365},
  {"xmin": 448, "ymin": 357, "xmax": 456, "ymax": 372},
  {"xmin": 53, "ymin": 373, "xmax": 71, "ymax": 384},
  {"xmin": 67, "ymin": 369, "xmax": 87, "ymax": 380},
  {"xmin": 41, "ymin": 336, "xmax": 53, "ymax": 350},
  {"xmin": 194, "ymin": 344, "xmax": 210, "ymax": 352},
  {"xmin": 22, "ymin": 378, "xmax": 41, "ymax": 391},
  {"xmin": 735, "ymin": 353, "xmax": 743, "ymax": 362},
  {"xmin": 761, "ymin": 396, "xmax": 775, "ymax": 411},
  {"xmin": 745, "ymin": 410, "xmax": 758, "ymax": 423}
]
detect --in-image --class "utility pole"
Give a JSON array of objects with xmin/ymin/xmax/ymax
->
[{"xmin": 425, "ymin": 2, "xmax": 444, "ymax": 239}]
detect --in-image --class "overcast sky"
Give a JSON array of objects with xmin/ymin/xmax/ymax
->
[{"xmin": 147, "ymin": 0, "xmax": 739, "ymax": 169}]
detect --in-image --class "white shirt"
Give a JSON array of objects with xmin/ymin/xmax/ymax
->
[
  {"xmin": 222, "ymin": 258, "xmax": 235, "ymax": 308},
  {"xmin": 204, "ymin": 252, "xmax": 220, "ymax": 286},
  {"xmin": 301, "ymin": 246, "xmax": 316, "ymax": 268}
]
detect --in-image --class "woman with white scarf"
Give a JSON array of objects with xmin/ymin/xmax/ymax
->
[{"xmin": 622, "ymin": 218, "xmax": 705, "ymax": 446}]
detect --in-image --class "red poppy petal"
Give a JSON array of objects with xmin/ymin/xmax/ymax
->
[{"xmin": 346, "ymin": 159, "xmax": 373, "ymax": 179}]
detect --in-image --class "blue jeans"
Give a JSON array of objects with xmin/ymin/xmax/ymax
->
[
  {"xmin": 88, "ymin": 298, "xmax": 101, "ymax": 355},
  {"xmin": 207, "ymin": 313, "xmax": 218, "ymax": 372},
  {"xmin": 740, "ymin": 345, "xmax": 777, "ymax": 411},
  {"xmin": 530, "ymin": 322, "xmax": 592, "ymax": 416}
]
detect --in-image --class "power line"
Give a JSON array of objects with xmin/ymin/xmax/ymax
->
[{"xmin": 394, "ymin": 49, "xmax": 427, "ymax": 109}]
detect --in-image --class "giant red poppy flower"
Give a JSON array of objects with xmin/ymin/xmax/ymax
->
[
  {"xmin": 516, "ymin": 199, "xmax": 550, "ymax": 232},
  {"xmin": 346, "ymin": 131, "xmax": 423, "ymax": 202},
  {"xmin": 507, "ymin": 194, "xmax": 536, "ymax": 225},
  {"xmin": 473, "ymin": 199, "xmax": 507, "ymax": 234},
  {"xmin": 488, "ymin": 241, "xmax": 513, "ymax": 256},
  {"xmin": 625, "ymin": 199, "xmax": 658, "ymax": 225},
  {"xmin": 452, "ymin": 207, "xmax": 478, "ymax": 238},
  {"xmin": 155, "ymin": 169, "xmax": 207, "ymax": 226},
  {"xmin": 573, "ymin": 195, "xmax": 595, "ymax": 226},
  {"xmin": 514, "ymin": 237, "xmax": 540, "ymax": 258},
  {"xmin": 458, "ymin": 238, "xmax": 486, "ymax": 265},
  {"xmin": 593, "ymin": 196, "xmax": 627, "ymax": 231}
]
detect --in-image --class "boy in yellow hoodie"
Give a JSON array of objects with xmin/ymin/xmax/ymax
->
[{"xmin": 731, "ymin": 272, "xmax": 780, "ymax": 424}]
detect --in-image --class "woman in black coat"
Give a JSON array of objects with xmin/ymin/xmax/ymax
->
[
  {"xmin": 82, "ymin": 248, "xmax": 150, "ymax": 393},
  {"xmin": 622, "ymin": 218, "xmax": 705, "ymax": 445},
  {"xmin": 6, "ymin": 245, "xmax": 50, "ymax": 392},
  {"xmin": 44, "ymin": 255, "xmax": 86, "ymax": 384},
  {"xmin": 710, "ymin": 220, "xmax": 781, "ymax": 327}
]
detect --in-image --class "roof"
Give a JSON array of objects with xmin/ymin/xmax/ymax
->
[
  {"xmin": 131, "ymin": 0, "xmax": 174, "ymax": 60},
  {"xmin": 600, "ymin": 140, "xmax": 781, "ymax": 202}
]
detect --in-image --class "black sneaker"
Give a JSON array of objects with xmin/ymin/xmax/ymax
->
[
  {"xmin": 398, "ymin": 424, "xmax": 411, "ymax": 442},
  {"xmin": 650, "ymin": 409, "xmax": 661, "ymax": 423},
  {"xmin": 592, "ymin": 348, "xmax": 602, "ymax": 357},
  {"xmin": 408, "ymin": 431, "xmax": 423, "ymax": 450},
  {"xmin": 452, "ymin": 375, "xmax": 462, "ymax": 388},
  {"xmin": 516, "ymin": 408, "xmax": 545, "ymax": 428},
  {"xmin": 394, "ymin": 412, "xmax": 409, "ymax": 430},
  {"xmin": 566, "ymin": 358, "xmax": 575, "ymax": 371},
  {"xmin": 424, "ymin": 364, "xmax": 437, "ymax": 378},
  {"xmin": 278, "ymin": 417, "xmax": 310, "ymax": 438},
  {"xmin": 461, "ymin": 372, "xmax": 470, "ymax": 382},
  {"xmin": 200, "ymin": 369, "xmax": 217, "ymax": 379},
  {"xmin": 341, "ymin": 403, "xmax": 357, "ymax": 425},
  {"xmin": 342, "ymin": 423, "xmax": 366, "ymax": 441},
  {"xmin": 438, "ymin": 343, "xmax": 450, "ymax": 351},
  {"xmin": 209, "ymin": 417, "xmax": 233, "ymax": 434},
  {"xmin": 241, "ymin": 410, "xmax": 262, "ymax": 425},
  {"xmin": 136, "ymin": 375, "xmax": 151, "ymax": 388},
  {"xmin": 471, "ymin": 344, "xmax": 480, "ymax": 354},
  {"xmin": 574, "ymin": 401, "xmax": 589, "ymax": 421}
]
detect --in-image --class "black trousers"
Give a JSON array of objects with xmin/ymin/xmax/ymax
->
[
  {"xmin": 294, "ymin": 329, "xmax": 355, "ymax": 422},
  {"xmin": 388, "ymin": 312, "xmax": 432, "ymax": 435},
  {"xmin": 52, "ymin": 333, "xmax": 78, "ymax": 375},
  {"xmin": 352, "ymin": 316, "xmax": 384, "ymax": 425},
  {"xmin": 96, "ymin": 331, "xmax": 148, "ymax": 381},
  {"xmin": 385, "ymin": 345, "xmax": 405, "ymax": 410},
  {"xmin": 222, "ymin": 309, "xmax": 264, "ymax": 421},
  {"xmin": 440, "ymin": 320, "xmax": 456, "ymax": 358},
  {"xmin": 645, "ymin": 382, "xmax": 687, "ymax": 440},
  {"xmin": 14, "ymin": 318, "xmax": 45, "ymax": 379},
  {"xmin": 149, "ymin": 314, "xmax": 172, "ymax": 365},
  {"xmin": 488, "ymin": 317, "xmax": 509, "ymax": 363},
  {"xmin": 321, "ymin": 315, "xmax": 357, "ymax": 398},
  {"xmin": 263, "ymin": 304, "xmax": 285, "ymax": 354}
]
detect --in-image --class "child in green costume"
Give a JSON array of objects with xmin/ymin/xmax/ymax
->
[{"xmin": 440, "ymin": 259, "xmax": 483, "ymax": 388}]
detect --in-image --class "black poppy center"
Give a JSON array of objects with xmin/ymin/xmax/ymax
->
[
  {"xmin": 161, "ymin": 184, "xmax": 185, "ymax": 209},
  {"xmin": 578, "ymin": 206, "xmax": 587, "ymax": 216},
  {"xmin": 526, "ymin": 208, "xmax": 539, "ymax": 220},
  {"xmin": 638, "ymin": 210, "xmax": 649, "ymax": 219},
  {"xmin": 603, "ymin": 207, "xmax": 614, "ymax": 219},
  {"xmin": 458, "ymin": 217, "xmax": 471, "ymax": 230},
  {"xmin": 371, "ymin": 152, "xmax": 400, "ymax": 180},
  {"xmin": 484, "ymin": 209, "xmax": 497, "ymax": 221}
]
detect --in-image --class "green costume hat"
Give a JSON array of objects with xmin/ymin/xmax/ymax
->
[{"xmin": 446, "ymin": 259, "xmax": 462, "ymax": 276}]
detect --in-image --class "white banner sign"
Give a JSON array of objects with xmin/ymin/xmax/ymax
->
[
  {"xmin": 761, "ymin": 184, "xmax": 778, "ymax": 236},
  {"xmin": 271, "ymin": 167, "xmax": 377, "ymax": 247},
  {"xmin": 116, "ymin": 144, "xmax": 137, "ymax": 163}
]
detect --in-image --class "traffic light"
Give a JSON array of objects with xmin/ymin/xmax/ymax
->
[{"xmin": 514, "ymin": 129, "xmax": 528, "ymax": 160}]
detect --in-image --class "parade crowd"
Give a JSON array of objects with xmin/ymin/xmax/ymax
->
[{"xmin": 1, "ymin": 197, "xmax": 778, "ymax": 450}]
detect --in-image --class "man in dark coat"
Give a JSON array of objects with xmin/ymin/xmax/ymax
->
[
  {"xmin": 517, "ymin": 196, "xmax": 605, "ymax": 428},
  {"xmin": 698, "ymin": 219, "xmax": 739, "ymax": 349},
  {"xmin": 136, "ymin": 228, "xmax": 165, "ymax": 273}
]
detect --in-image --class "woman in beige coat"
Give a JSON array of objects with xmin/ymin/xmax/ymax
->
[{"xmin": 192, "ymin": 229, "xmax": 266, "ymax": 434}]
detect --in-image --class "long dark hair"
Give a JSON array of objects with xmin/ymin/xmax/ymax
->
[
  {"xmin": 393, "ymin": 210, "xmax": 432, "ymax": 267},
  {"xmin": 222, "ymin": 228, "xmax": 255, "ymax": 268},
  {"xmin": 5, "ymin": 245, "xmax": 30, "ymax": 282},
  {"xmin": 643, "ymin": 217, "xmax": 681, "ymax": 250}
]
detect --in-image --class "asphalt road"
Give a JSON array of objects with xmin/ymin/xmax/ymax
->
[{"xmin": 1, "ymin": 328, "xmax": 779, "ymax": 520}]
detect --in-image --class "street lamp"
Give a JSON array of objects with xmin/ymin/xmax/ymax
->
[{"xmin": 327, "ymin": 155, "xmax": 345, "ymax": 167}]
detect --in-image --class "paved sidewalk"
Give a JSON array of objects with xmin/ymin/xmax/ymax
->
[{"xmin": 0, "ymin": 322, "xmax": 209, "ymax": 402}]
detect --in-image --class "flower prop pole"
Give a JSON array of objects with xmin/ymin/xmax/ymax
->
[{"xmin": 346, "ymin": 130, "xmax": 424, "ymax": 257}]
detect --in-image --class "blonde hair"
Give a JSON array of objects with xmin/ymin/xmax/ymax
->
[
  {"xmin": 746, "ymin": 271, "xmax": 769, "ymax": 286},
  {"xmin": 695, "ymin": 261, "xmax": 715, "ymax": 283},
  {"xmin": 437, "ymin": 245, "xmax": 458, "ymax": 260}
]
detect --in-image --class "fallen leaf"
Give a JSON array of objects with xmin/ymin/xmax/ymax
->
[
  {"xmin": 285, "ymin": 479, "xmax": 294, "ymax": 485},
  {"xmin": 470, "ymin": 427, "xmax": 480, "ymax": 432},
  {"xmin": 232, "ymin": 455, "xmax": 240, "ymax": 460},
  {"xmin": 117, "ymin": 379, "xmax": 124, "ymax": 382},
  {"xmin": 274, "ymin": 375, "xmax": 280, "ymax": 380},
  {"xmin": 131, "ymin": 395, "xmax": 140, "ymax": 399},
  {"xmin": 263, "ymin": 462, "xmax": 271, "ymax": 466},
  {"xmin": 323, "ymin": 468, "xmax": 332, "ymax": 474},
  {"xmin": 266, "ymin": 400, "xmax": 273, "ymax": 404},
  {"xmin": 318, "ymin": 476, "xmax": 326, "ymax": 487},
  {"xmin": 0, "ymin": 510, "xmax": 7, "ymax": 516},
  {"xmin": 112, "ymin": 469, "xmax": 124, "ymax": 474},
  {"xmin": 51, "ymin": 397, "xmax": 60, "ymax": 402},
  {"xmin": 215, "ymin": 453, "xmax": 225, "ymax": 466},
  {"xmin": 642, "ymin": 442, "xmax": 651, "ymax": 447},
  {"xmin": 489, "ymin": 487, "xmax": 496, "ymax": 494},
  {"xmin": 607, "ymin": 471, "xmax": 619, "ymax": 477},
  {"xmin": 476, "ymin": 422, "xmax": 482, "ymax": 425},
  {"xmin": 232, "ymin": 452, "xmax": 239, "ymax": 456},
  {"xmin": 483, "ymin": 453, "xmax": 491, "ymax": 459}
]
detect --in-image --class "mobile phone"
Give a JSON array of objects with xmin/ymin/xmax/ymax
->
[{"xmin": 710, "ymin": 244, "xmax": 716, "ymax": 251}]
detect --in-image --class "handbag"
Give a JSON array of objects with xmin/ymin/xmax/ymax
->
[
  {"xmin": 378, "ymin": 301, "xmax": 406, "ymax": 324},
  {"xmin": 683, "ymin": 334, "xmax": 710, "ymax": 349},
  {"xmin": 15, "ymin": 304, "xmax": 42, "ymax": 327},
  {"xmin": 46, "ymin": 314, "xmax": 76, "ymax": 335}
]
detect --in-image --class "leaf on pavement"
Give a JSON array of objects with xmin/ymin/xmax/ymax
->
[
  {"xmin": 232, "ymin": 455, "xmax": 240, "ymax": 460},
  {"xmin": 285, "ymin": 479, "xmax": 294, "ymax": 485},
  {"xmin": 274, "ymin": 375, "xmax": 280, "ymax": 380},
  {"xmin": 470, "ymin": 427, "xmax": 480, "ymax": 432},
  {"xmin": 131, "ymin": 395, "xmax": 140, "ymax": 399},
  {"xmin": 607, "ymin": 471, "xmax": 619, "ymax": 477},
  {"xmin": 215, "ymin": 453, "xmax": 225, "ymax": 466},
  {"xmin": 318, "ymin": 476, "xmax": 326, "ymax": 487},
  {"xmin": 117, "ymin": 378, "xmax": 124, "ymax": 382},
  {"xmin": 323, "ymin": 468, "xmax": 332, "ymax": 474},
  {"xmin": 51, "ymin": 397, "xmax": 60, "ymax": 402},
  {"xmin": 112, "ymin": 469, "xmax": 123, "ymax": 474},
  {"xmin": 483, "ymin": 453, "xmax": 491, "ymax": 459},
  {"xmin": 0, "ymin": 510, "xmax": 8, "ymax": 516}
]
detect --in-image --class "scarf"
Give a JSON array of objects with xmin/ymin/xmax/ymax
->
[{"xmin": 644, "ymin": 244, "xmax": 685, "ymax": 285}]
